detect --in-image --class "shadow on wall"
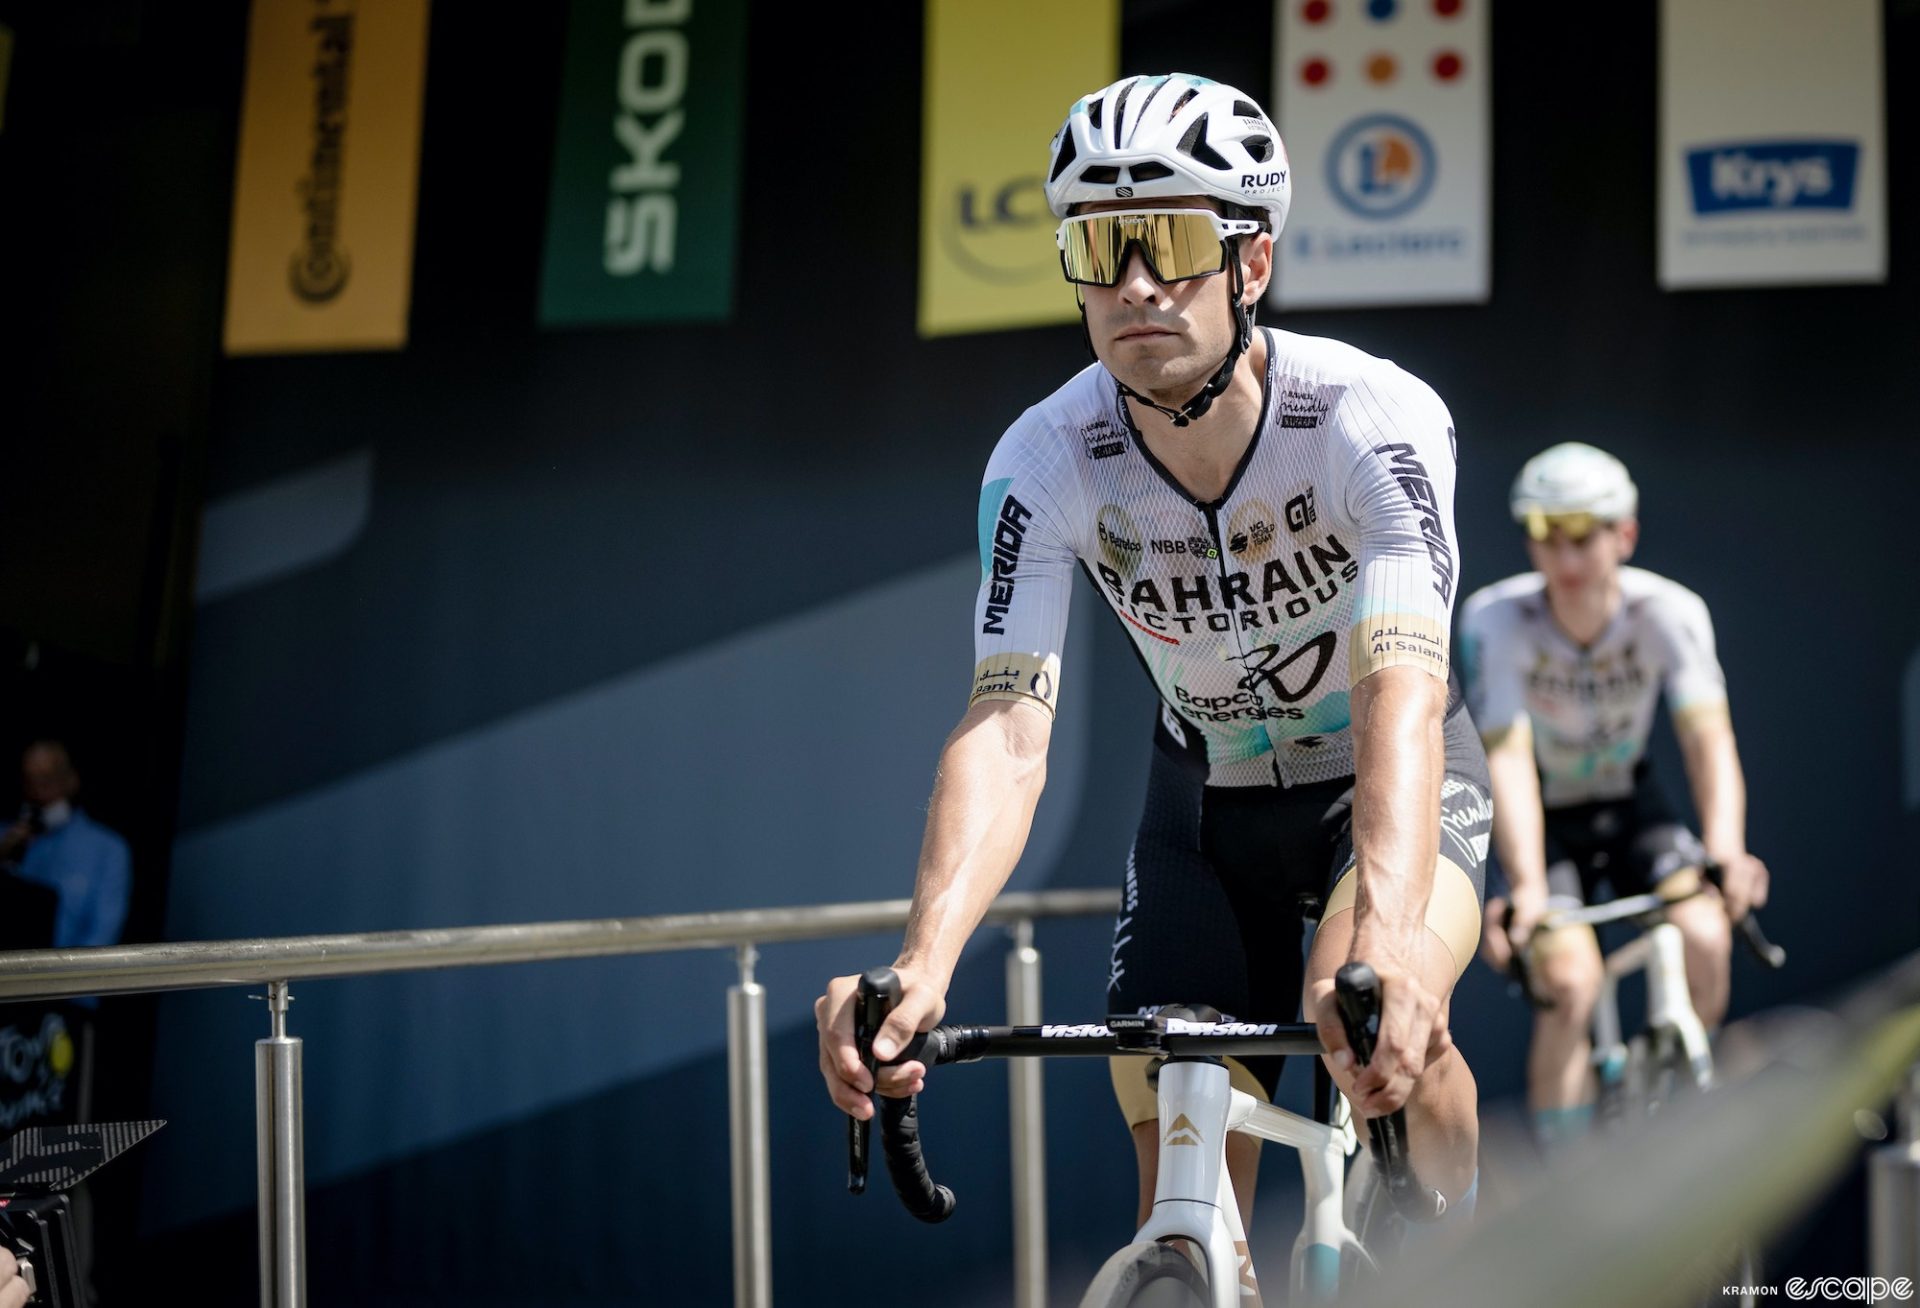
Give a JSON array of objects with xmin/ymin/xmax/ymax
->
[{"xmin": 142, "ymin": 553, "xmax": 1094, "ymax": 1234}]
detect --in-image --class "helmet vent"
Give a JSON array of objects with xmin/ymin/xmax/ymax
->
[
  {"xmin": 1170, "ymin": 88, "xmax": 1200, "ymax": 120},
  {"xmin": 1176, "ymin": 115, "xmax": 1232, "ymax": 171},
  {"xmin": 1080, "ymin": 165, "xmax": 1122, "ymax": 184},
  {"xmin": 1243, "ymin": 136, "xmax": 1274, "ymax": 163},
  {"xmin": 1128, "ymin": 162, "xmax": 1174, "ymax": 182},
  {"xmin": 1086, "ymin": 99, "xmax": 1104, "ymax": 132},
  {"xmin": 1050, "ymin": 132, "xmax": 1079, "ymax": 182},
  {"xmin": 1232, "ymin": 99, "xmax": 1263, "ymax": 119},
  {"xmin": 1112, "ymin": 81, "xmax": 1136, "ymax": 145}
]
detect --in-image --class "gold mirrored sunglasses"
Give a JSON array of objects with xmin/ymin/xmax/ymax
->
[
  {"xmin": 1522, "ymin": 510, "xmax": 1616, "ymax": 543},
  {"xmin": 1056, "ymin": 209, "xmax": 1264, "ymax": 287}
]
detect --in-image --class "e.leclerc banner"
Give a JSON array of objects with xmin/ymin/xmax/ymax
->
[
  {"xmin": 1271, "ymin": 0, "xmax": 1489, "ymax": 310},
  {"xmin": 918, "ymin": 0, "xmax": 1117, "ymax": 338},
  {"xmin": 1659, "ymin": 0, "xmax": 1885, "ymax": 290},
  {"xmin": 223, "ymin": 0, "xmax": 431, "ymax": 355},
  {"xmin": 539, "ymin": 0, "xmax": 747, "ymax": 327}
]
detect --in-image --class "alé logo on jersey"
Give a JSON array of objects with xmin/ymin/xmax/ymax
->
[
  {"xmin": 1685, "ymin": 140, "xmax": 1859, "ymax": 216},
  {"xmin": 1093, "ymin": 537, "xmax": 1358, "ymax": 645}
]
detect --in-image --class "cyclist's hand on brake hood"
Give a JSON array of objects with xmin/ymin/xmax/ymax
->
[
  {"xmin": 1309, "ymin": 948, "xmax": 1450, "ymax": 1118},
  {"xmin": 815, "ymin": 965, "xmax": 947, "ymax": 1120}
]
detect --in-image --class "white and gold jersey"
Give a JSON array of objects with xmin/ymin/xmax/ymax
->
[
  {"xmin": 1459, "ymin": 567, "xmax": 1728, "ymax": 807},
  {"xmin": 970, "ymin": 327, "xmax": 1461, "ymax": 788}
]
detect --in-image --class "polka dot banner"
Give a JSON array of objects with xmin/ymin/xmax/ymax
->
[{"xmin": 1272, "ymin": 0, "xmax": 1490, "ymax": 307}]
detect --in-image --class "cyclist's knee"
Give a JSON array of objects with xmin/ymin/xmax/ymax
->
[
  {"xmin": 1534, "ymin": 942, "xmax": 1602, "ymax": 1016},
  {"xmin": 1672, "ymin": 897, "xmax": 1733, "ymax": 961}
]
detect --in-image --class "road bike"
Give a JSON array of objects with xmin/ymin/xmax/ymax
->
[
  {"xmin": 1509, "ymin": 864, "xmax": 1786, "ymax": 1305},
  {"xmin": 846, "ymin": 962, "xmax": 1447, "ymax": 1306},
  {"xmin": 1511, "ymin": 865, "xmax": 1785, "ymax": 1124}
]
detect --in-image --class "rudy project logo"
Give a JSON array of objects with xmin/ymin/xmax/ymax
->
[
  {"xmin": 1327, "ymin": 114, "xmax": 1437, "ymax": 221},
  {"xmin": 1685, "ymin": 140, "xmax": 1860, "ymax": 216}
]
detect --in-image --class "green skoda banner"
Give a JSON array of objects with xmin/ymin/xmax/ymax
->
[{"xmin": 539, "ymin": 0, "xmax": 746, "ymax": 326}]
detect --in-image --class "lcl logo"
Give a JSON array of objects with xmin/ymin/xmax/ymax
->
[{"xmin": 941, "ymin": 175, "xmax": 1055, "ymax": 284}]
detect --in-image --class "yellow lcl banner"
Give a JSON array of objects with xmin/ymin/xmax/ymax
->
[
  {"xmin": 918, "ymin": 0, "xmax": 1117, "ymax": 338},
  {"xmin": 223, "ymin": 0, "xmax": 431, "ymax": 355}
]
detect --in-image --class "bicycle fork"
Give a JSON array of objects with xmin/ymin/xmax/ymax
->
[
  {"xmin": 1593, "ymin": 922, "xmax": 1715, "ymax": 1095},
  {"xmin": 1135, "ymin": 1059, "xmax": 1357, "ymax": 1306}
]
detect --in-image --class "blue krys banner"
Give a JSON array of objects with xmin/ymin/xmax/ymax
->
[{"xmin": 1684, "ymin": 140, "xmax": 1860, "ymax": 215}]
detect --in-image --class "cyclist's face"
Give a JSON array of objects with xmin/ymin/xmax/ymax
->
[
  {"xmin": 1074, "ymin": 198, "xmax": 1271, "ymax": 402},
  {"xmin": 1527, "ymin": 518, "xmax": 1638, "ymax": 594}
]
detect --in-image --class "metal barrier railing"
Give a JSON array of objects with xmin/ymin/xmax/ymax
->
[{"xmin": 0, "ymin": 888, "xmax": 1118, "ymax": 1308}]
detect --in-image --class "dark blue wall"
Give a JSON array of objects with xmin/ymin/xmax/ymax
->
[{"xmin": 16, "ymin": 1, "xmax": 1909, "ymax": 1303}]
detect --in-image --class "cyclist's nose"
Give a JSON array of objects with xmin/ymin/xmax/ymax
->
[{"xmin": 1115, "ymin": 247, "xmax": 1167, "ymax": 304}]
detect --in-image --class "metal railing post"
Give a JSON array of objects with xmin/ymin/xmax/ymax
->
[
  {"xmin": 1006, "ymin": 919, "xmax": 1046, "ymax": 1308},
  {"xmin": 1871, "ymin": 1060, "xmax": 1920, "ymax": 1291},
  {"xmin": 728, "ymin": 944, "xmax": 771, "ymax": 1308},
  {"xmin": 255, "ymin": 980, "xmax": 306, "ymax": 1308}
]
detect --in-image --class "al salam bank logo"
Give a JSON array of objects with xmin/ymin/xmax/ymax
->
[
  {"xmin": 1684, "ymin": 140, "xmax": 1860, "ymax": 216},
  {"xmin": 1326, "ymin": 114, "xmax": 1436, "ymax": 221},
  {"xmin": 940, "ymin": 175, "xmax": 1058, "ymax": 285}
]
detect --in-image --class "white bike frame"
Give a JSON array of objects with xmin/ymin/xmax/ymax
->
[
  {"xmin": 1591, "ymin": 918, "xmax": 1715, "ymax": 1092},
  {"xmin": 1134, "ymin": 1059, "xmax": 1362, "ymax": 1307}
]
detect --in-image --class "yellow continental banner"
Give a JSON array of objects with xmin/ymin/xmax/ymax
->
[
  {"xmin": 918, "ymin": 0, "xmax": 1116, "ymax": 338},
  {"xmin": 223, "ymin": 0, "xmax": 431, "ymax": 355}
]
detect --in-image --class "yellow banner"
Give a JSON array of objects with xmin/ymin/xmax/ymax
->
[
  {"xmin": 917, "ymin": 0, "xmax": 1117, "ymax": 338},
  {"xmin": 223, "ymin": 0, "xmax": 431, "ymax": 355}
]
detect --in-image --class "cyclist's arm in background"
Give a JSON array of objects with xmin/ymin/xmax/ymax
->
[
  {"xmin": 817, "ymin": 432, "xmax": 1080, "ymax": 1118},
  {"xmin": 1655, "ymin": 582, "xmax": 1768, "ymax": 919},
  {"xmin": 1459, "ymin": 595, "xmax": 1549, "ymax": 965}
]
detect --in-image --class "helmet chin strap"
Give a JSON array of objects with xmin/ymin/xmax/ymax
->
[{"xmin": 1087, "ymin": 254, "xmax": 1256, "ymax": 430}]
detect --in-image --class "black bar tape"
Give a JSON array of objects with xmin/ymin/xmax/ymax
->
[
  {"xmin": 879, "ymin": 1094, "xmax": 957, "ymax": 1223},
  {"xmin": 1334, "ymin": 962, "xmax": 1444, "ymax": 1222}
]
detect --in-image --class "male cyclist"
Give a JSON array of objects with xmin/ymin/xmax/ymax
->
[
  {"xmin": 1465, "ymin": 442, "xmax": 1769, "ymax": 1148},
  {"xmin": 817, "ymin": 74, "xmax": 1490, "ymax": 1235}
]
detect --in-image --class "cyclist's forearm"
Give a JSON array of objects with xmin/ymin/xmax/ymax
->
[
  {"xmin": 1485, "ymin": 726, "xmax": 1548, "ymax": 894},
  {"xmin": 1678, "ymin": 709, "xmax": 1746, "ymax": 859},
  {"xmin": 1347, "ymin": 668, "xmax": 1444, "ymax": 957},
  {"xmin": 896, "ymin": 700, "xmax": 1051, "ymax": 985}
]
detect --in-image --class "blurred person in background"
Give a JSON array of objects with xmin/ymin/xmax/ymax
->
[
  {"xmin": 1, "ymin": 740, "xmax": 131, "ymax": 954},
  {"xmin": 1464, "ymin": 443, "xmax": 1769, "ymax": 1152}
]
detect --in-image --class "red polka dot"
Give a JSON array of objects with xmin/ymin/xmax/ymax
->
[
  {"xmin": 1433, "ymin": 50, "xmax": 1463, "ymax": 80},
  {"xmin": 1434, "ymin": 0, "xmax": 1463, "ymax": 15},
  {"xmin": 1303, "ymin": 0, "xmax": 1332, "ymax": 22},
  {"xmin": 1301, "ymin": 57, "xmax": 1331, "ymax": 87}
]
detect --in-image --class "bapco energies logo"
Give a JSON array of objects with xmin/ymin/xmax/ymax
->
[{"xmin": 1326, "ymin": 114, "xmax": 1436, "ymax": 221}]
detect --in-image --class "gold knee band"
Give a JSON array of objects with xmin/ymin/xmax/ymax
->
[
  {"xmin": 1109, "ymin": 1054, "xmax": 1269, "ymax": 1128},
  {"xmin": 1322, "ymin": 855, "xmax": 1483, "ymax": 980}
]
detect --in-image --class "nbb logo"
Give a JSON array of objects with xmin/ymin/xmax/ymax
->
[
  {"xmin": 1326, "ymin": 114, "xmax": 1436, "ymax": 221},
  {"xmin": 1684, "ymin": 140, "xmax": 1860, "ymax": 216},
  {"xmin": 941, "ymin": 176, "xmax": 1055, "ymax": 284}
]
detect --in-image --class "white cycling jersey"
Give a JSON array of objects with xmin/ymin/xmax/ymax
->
[
  {"xmin": 970, "ymin": 327, "xmax": 1461, "ymax": 788},
  {"xmin": 1458, "ymin": 567, "xmax": 1729, "ymax": 807}
]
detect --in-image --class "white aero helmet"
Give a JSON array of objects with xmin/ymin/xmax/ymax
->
[
  {"xmin": 1510, "ymin": 443, "xmax": 1640, "ymax": 524},
  {"xmin": 1046, "ymin": 74, "xmax": 1291, "ymax": 237}
]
